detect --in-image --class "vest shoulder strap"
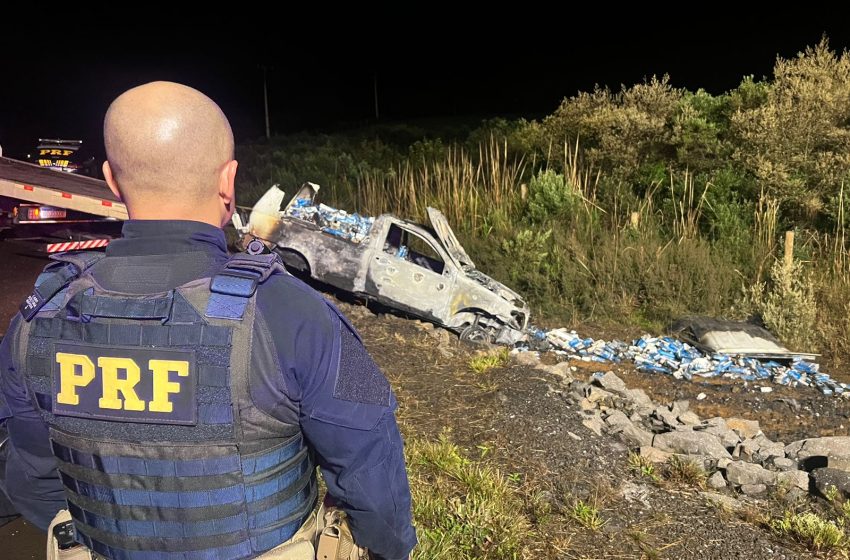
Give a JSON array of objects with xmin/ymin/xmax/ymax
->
[
  {"xmin": 205, "ymin": 252, "xmax": 285, "ymax": 320},
  {"xmin": 19, "ymin": 251, "xmax": 105, "ymax": 321}
]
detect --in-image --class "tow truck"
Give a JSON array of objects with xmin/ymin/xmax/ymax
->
[{"xmin": 0, "ymin": 154, "xmax": 126, "ymax": 253}]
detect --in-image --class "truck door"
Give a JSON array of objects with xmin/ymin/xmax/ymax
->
[{"xmin": 368, "ymin": 223, "xmax": 455, "ymax": 322}]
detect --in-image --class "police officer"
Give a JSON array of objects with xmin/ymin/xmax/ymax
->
[{"xmin": 0, "ymin": 81, "xmax": 417, "ymax": 560}]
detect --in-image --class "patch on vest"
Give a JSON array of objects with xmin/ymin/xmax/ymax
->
[
  {"xmin": 334, "ymin": 323, "xmax": 391, "ymax": 407},
  {"xmin": 51, "ymin": 342, "xmax": 198, "ymax": 425},
  {"xmin": 20, "ymin": 289, "xmax": 45, "ymax": 320}
]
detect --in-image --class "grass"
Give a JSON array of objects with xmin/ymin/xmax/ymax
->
[
  {"xmin": 355, "ymin": 135, "xmax": 525, "ymax": 232},
  {"xmin": 571, "ymin": 499, "xmax": 606, "ymax": 530},
  {"xmin": 771, "ymin": 511, "xmax": 846, "ymax": 553},
  {"xmin": 629, "ymin": 530, "xmax": 662, "ymax": 560},
  {"xmin": 468, "ymin": 348, "xmax": 510, "ymax": 374},
  {"xmin": 234, "ymin": 39, "xmax": 850, "ymax": 368},
  {"xmin": 406, "ymin": 432, "xmax": 533, "ymax": 559},
  {"xmin": 628, "ymin": 451, "xmax": 660, "ymax": 483},
  {"xmin": 661, "ymin": 456, "xmax": 708, "ymax": 488},
  {"xmin": 236, "ymin": 41, "xmax": 850, "ymax": 555}
]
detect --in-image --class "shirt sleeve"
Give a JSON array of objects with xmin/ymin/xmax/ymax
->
[
  {"xmin": 256, "ymin": 277, "xmax": 416, "ymax": 560},
  {"xmin": 0, "ymin": 313, "xmax": 67, "ymax": 531}
]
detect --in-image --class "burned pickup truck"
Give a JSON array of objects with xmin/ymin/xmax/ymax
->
[{"xmin": 234, "ymin": 183, "xmax": 529, "ymax": 344}]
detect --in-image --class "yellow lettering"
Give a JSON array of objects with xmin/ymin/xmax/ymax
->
[
  {"xmin": 148, "ymin": 360, "xmax": 189, "ymax": 413},
  {"xmin": 39, "ymin": 149, "xmax": 50, "ymax": 155},
  {"xmin": 62, "ymin": 150, "xmax": 73, "ymax": 156},
  {"xmin": 56, "ymin": 353, "xmax": 96, "ymax": 405},
  {"xmin": 98, "ymin": 357, "xmax": 145, "ymax": 411},
  {"xmin": 49, "ymin": 149, "xmax": 63, "ymax": 156}
]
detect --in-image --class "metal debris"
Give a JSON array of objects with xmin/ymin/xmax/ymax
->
[{"xmin": 670, "ymin": 317, "xmax": 817, "ymax": 361}]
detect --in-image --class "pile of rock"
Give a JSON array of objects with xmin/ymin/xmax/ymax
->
[{"xmin": 541, "ymin": 365, "xmax": 850, "ymax": 504}]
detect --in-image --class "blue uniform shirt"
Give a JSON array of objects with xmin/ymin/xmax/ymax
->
[{"xmin": 0, "ymin": 220, "xmax": 417, "ymax": 560}]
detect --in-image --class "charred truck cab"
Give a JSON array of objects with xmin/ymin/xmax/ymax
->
[{"xmin": 235, "ymin": 184, "xmax": 530, "ymax": 345}]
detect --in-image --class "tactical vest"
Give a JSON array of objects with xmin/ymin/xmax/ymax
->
[{"xmin": 17, "ymin": 251, "xmax": 317, "ymax": 560}]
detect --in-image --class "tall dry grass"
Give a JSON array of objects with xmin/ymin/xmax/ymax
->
[
  {"xmin": 354, "ymin": 135, "xmax": 526, "ymax": 232},
  {"xmin": 366, "ymin": 136, "xmax": 850, "ymax": 365},
  {"xmin": 240, "ymin": 127, "xmax": 850, "ymax": 366}
]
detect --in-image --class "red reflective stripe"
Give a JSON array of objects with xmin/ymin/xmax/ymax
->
[
  {"xmin": 61, "ymin": 193, "xmax": 72, "ymax": 199},
  {"xmin": 102, "ymin": 200, "xmax": 112, "ymax": 207},
  {"xmin": 23, "ymin": 185, "xmax": 34, "ymax": 191},
  {"xmin": 46, "ymin": 238, "xmax": 110, "ymax": 253},
  {"xmin": 47, "ymin": 242, "xmax": 71, "ymax": 253}
]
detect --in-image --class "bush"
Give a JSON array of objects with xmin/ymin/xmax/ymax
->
[
  {"xmin": 538, "ymin": 76, "xmax": 682, "ymax": 182},
  {"xmin": 233, "ymin": 38, "xmax": 850, "ymax": 365},
  {"xmin": 496, "ymin": 228, "xmax": 560, "ymax": 303},
  {"xmin": 525, "ymin": 170, "xmax": 579, "ymax": 223},
  {"xmin": 673, "ymin": 89, "xmax": 734, "ymax": 173},
  {"xmin": 771, "ymin": 511, "xmax": 846, "ymax": 552},
  {"xmin": 732, "ymin": 38, "xmax": 850, "ymax": 221},
  {"xmin": 745, "ymin": 259, "xmax": 818, "ymax": 351}
]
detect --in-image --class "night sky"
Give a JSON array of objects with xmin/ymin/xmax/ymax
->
[{"xmin": 0, "ymin": 12, "xmax": 847, "ymax": 162}]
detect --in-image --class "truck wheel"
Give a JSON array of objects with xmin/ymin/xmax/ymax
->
[
  {"xmin": 276, "ymin": 249, "xmax": 310, "ymax": 276},
  {"xmin": 460, "ymin": 324, "xmax": 491, "ymax": 345}
]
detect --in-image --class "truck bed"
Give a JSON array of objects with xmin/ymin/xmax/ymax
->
[{"xmin": 0, "ymin": 157, "xmax": 127, "ymax": 220}]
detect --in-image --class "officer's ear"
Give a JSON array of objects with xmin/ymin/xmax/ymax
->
[
  {"xmin": 218, "ymin": 159, "xmax": 238, "ymax": 226},
  {"xmin": 103, "ymin": 161, "xmax": 122, "ymax": 201}
]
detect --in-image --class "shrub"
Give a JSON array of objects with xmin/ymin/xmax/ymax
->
[
  {"xmin": 732, "ymin": 38, "xmax": 850, "ymax": 221},
  {"xmin": 745, "ymin": 259, "xmax": 818, "ymax": 350},
  {"xmin": 539, "ymin": 76, "xmax": 682, "ymax": 182},
  {"xmin": 771, "ymin": 511, "xmax": 845, "ymax": 552},
  {"xmin": 525, "ymin": 170, "xmax": 580, "ymax": 223}
]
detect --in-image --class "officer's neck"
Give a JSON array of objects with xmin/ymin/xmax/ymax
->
[{"xmin": 124, "ymin": 203, "xmax": 227, "ymax": 229}]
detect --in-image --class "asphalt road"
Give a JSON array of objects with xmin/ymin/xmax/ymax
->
[{"xmin": 0, "ymin": 242, "xmax": 50, "ymax": 333}]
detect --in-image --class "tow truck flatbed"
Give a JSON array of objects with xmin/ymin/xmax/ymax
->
[{"xmin": 0, "ymin": 156, "xmax": 127, "ymax": 220}]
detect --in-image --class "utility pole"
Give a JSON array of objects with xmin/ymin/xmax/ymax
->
[{"xmin": 262, "ymin": 65, "xmax": 271, "ymax": 139}]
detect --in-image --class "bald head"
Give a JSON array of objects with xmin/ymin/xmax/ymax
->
[{"xmin": 103, "ymin": 81, "xmax": 237, "ymax": 224}]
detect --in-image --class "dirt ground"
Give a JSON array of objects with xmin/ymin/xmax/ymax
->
[
  {"xmin": 345, "ymin": 305, "xmax": 814, "ymax": 559},
  {"xmin": 1, "ymin": 247, "xmax": 844, "ymax": 558}
]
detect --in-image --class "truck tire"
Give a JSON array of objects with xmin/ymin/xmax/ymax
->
[
  {"xmin": 276, "ymin": 249, "xmax": 310, "ymax": 276},
  {"xmin": 459, "ymin": 324, "xmax": 491, "ymax": 345}
]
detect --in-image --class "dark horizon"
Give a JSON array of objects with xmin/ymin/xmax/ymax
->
[{"xmin": 1, "ymin": 14, "xmax": 848, "ymax": 161}]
